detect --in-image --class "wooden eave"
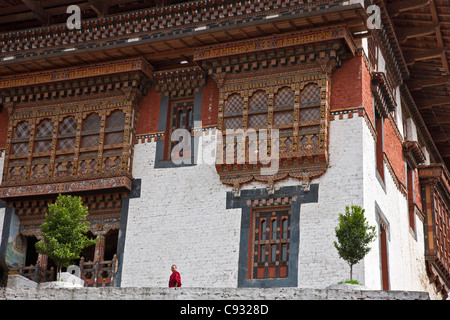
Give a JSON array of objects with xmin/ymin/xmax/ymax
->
[
  {"xmin": 0, "ymin": 1, "xmax": 369, "ymax": 76},
  {"xmin": 386, "ymin": 0, "xmax": 450, "ymax": 172}
]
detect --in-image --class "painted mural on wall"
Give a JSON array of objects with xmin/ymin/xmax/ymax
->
[{"xmin": 5, "ymin": 211, "xmax": 26, "ymax": 267}]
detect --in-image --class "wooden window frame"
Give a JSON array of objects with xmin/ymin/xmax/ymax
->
[
  {"xmin": 164, "ymin": 97, "xmax": 195, "ymax": 161},
  {"xmin": 406, "ymin": 164, "xmax": 416, "ymax": 232},
  {"xmin": 3, "ymin": 106, "xmax": 132, "ymax": 186},
  {"xmin": 248, "ymin": 206, "xmax": 291, "ymax": 280},
  {"xmin": 375, "ymin": 109, "xmax": 385, "ymax": 183},
  {"xmin": 220, "ymin": 83, "xmax": 321, "ymax": 164},
  {"xmin": 376, "ymin": 207, "xmax": 390, "ymax": 291}
]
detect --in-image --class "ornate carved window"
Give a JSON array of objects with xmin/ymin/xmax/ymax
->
[
  {"xmin": 223, "ymin": 93, "xmax": 243, "ymax": 130},
  {"xmin": 193, "ymin": 24, "xmax": 356, "ymax": 192},
  {"xmin": 419, "ymin": 164, "xmax": 450, "ymax": 297},
  {"xmin": 165, "ymin": 98, "xmax": 195, "ymax": 161},
  {"xmin": 215, "ymin": 75, "xmax": 329, "ymax": 193},
  {"xmin": 57, "ymin": 116, "xmax": 77, "ymax": 152},
  {"xmin": 250, "ymin": 207, "xmax": 291, "ymax": 279},
  {"xmin": 1, "ymin": 96, "xmax": 140, "ymax": 199},
  {"xmin": 103, "ymin": 110, "xmax": 126, "ymax": 173}
]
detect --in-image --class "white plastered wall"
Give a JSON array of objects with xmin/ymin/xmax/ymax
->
[{"xmin": 120, "ymin": 114, "xmax": 437, "ymax": 296}]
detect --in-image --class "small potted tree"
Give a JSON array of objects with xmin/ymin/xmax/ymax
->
[
  {"xmin": 36, "ymin": 194, "xmax": 97, "ymax": 284},
  {"xmin": 332, "ymin": 205, "xmax": 377, "ymax": 287}
]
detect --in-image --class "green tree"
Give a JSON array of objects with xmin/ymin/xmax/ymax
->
[
  {"xmin": 333, "ymin": 205, "xmax": 377, "ymax": 282},
  {"xmin": 36, "ymin": 194, "xmax": 97, "ymax": 281}
]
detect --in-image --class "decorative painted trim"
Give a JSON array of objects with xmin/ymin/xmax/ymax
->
[
  {"xmin": 194, "ymin": 25, "xmax": 355, "ymax": 61},
  {"xmin": 152, "ymin": 66, "xmax": 206, "ymax": 97},
  {"xmin": 0, "ymin": 58, "xmax": 152, "ymax": 90},
  {"xmin": 0, "ymin": 176, "xmax": 132, "ymax": 199},
  {"xmin": 0, "ymin": 0, "xmax": 347, "ymax": 60}
]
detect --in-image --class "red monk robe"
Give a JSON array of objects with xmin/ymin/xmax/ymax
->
[{"xmin": 169, "ymin": 269, "xmax": 182, "ymax": 287}]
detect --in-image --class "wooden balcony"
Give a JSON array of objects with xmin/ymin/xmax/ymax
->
[
  {"xmin": 419, "ymin": 163, "xmax": 450, "ymax": 298},
  {"xmin": 11, "ymin": 264, "xmax": 54, "ymax": 284},
  {"xmin": 9, "ymin": 255, "xmax": 118, "ymax": 287},
  {"xmin": 79, "ymin": 255, "xmax": 118, "ymax": 288}
]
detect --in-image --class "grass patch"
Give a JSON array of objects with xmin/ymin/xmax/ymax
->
[{"xmin": 338, "ymin": 280, "xmax": 360, "ymax": 285}]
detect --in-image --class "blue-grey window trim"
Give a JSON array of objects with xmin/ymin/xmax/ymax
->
[{"xmin": 227, "ymin": 184, "xmax": 319, "ymax": 288}]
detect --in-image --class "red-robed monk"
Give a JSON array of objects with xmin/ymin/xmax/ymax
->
[{"xmin": 169, "ymin": 264, "xmax": 182, "ymax": 287}]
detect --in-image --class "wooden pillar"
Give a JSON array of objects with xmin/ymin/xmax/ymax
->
[
  {"xmin": 94, "ymin": 234, "xmax": 105, "ymax": 263},
  {"xmin": 37, "ymin": 253, "xmax": 48, "ymax": 270}
]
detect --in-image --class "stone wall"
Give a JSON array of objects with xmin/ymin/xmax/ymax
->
[{"xmin": 0, "ymin": 286, "xmax": 429, "ymax": 300}]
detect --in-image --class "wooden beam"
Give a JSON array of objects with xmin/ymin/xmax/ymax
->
[
  {"xmin": 437, "ymin": 146, "xmax": 450, "ymax": 158},
  {"xmin": 416, "ymin": 96, "xmax": 450, "ymax": 108},
  {"xmin": 20, "ymin": 0, "xmax": 50, "ymax": 25},
  {"xmin": 407, "ymin": 77, "xmax": 449, "ymax": 91},
  {"xmin": 88, "ymin": 0, "xmax": 107, "ymax": 18},
  {"xmin": 422, "ymin": 116, "xmax": 450, "ymax": 125},
  {"xmin": 429, "ymin": 0, "xmax": 449, "ymax": 74},
  {"xmin": 431, "ymin": 132, "xmax": 450, "ymax": 143},
  {"xmin": 397, "ymin": 24, "xmax": 440, "ymax": 43},
  {"xmin": 387, "ymin": 0, "xmax": 430, "ymax": 17},
  {"xmin": 405, "ymin": 48, "xmax": 444, "ymax": 66},
  {"xmin": 442, "ymin": 52, "xmax": 450, "ymax": 75}
]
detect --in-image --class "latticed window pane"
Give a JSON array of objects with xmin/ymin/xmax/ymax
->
[
  {"xmin": 278, "ymin": 129, "xmax": 293, "ymax": 154},
  {"xmin": 273, "ymin": 111, "xmax": 294, "ymax": 126},
  {"xmin": 79, "ymin": 159, "xmax": 97, "ymax": 174},
  {"xmin": 300, "ymin": 107, "xmax": 320, "ymax": 123},
  {"xmin": 12, "ymin": 143, "xmax": 28, "ymax": 155},
  {"xmin": 274, "ymin": 87, "xmax": 294, "ymax": 109},
  {"xmin": 35, "ymin": 120, "xmax": 54, "ymax": 137},
  {"xmin": 14, "ymin": 122, "xmax": 31, "ymax": 139},
  {"xmin": 249, "ymin": 90, "xmax": 268, "ymax": 112},
  {"xmin": 301, "ymin": 83, "xmax": 320, "ymax": 104},
  {"xmin": 59, "ymin": 117, "xmax": 77, "ymax": 134},
  {"xmin": 299, "ymin": 134, "xmax": 320, "ymax": 149},
  {"xmin": 57, "ymin": 138, "xmax": 76, "ymax": 151},
  {"xmin": 105, "ymin": 132, "xmax": 124, "ymax": 145},
  {"xmin": 34, "ymin": 140, "xmax": 52, "ymax": 153},
  {"xmin": 104, "ymin": 156, "xmax": 121, "ymax": 170},
  {"xmin": 81, "ymin": 135, "xmax": 99, "ymax": 148},
  {"xmin": 31, "ymin": 164, "xmax": 49, "ymax": 178},
  {"xmin": 248, "ymin": 114, "xmax": 267, "ymax": 128},
  {"xmin": 224, "ymin": 94, "xmax": 243, "ymax": 114},
  {"xmin": 224, "ymin": 117, "xmax": 242, "ymax": 130},
  {"xmin": 82, "ymin": 113, "xmax": 101, "ymax": 132},
  {"xmin": 106, "ymin": 110, "xmax": 125, "ymax": 129}
]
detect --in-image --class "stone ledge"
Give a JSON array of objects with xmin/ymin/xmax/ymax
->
[{"xmin": 0, "ymin": 287, "xmax": 430, "ymax": 300}]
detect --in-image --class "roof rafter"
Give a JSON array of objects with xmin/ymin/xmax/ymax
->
[
  {"xmin": 429, "ymin": 0, "xmax": 449, "ymax": 74},
  {"xmin": 387, "ymin": 0, "xmax": 430, "ymax": 17},
  {"xmin": 407, "ymin": 76, "xmax": 449, "ymax": 91},
  {"xmin": 397, "ymin": 24, "xmax": 440, "ymax": 43},
  {"xmin": 20, "ymin": 0, "xmax": 51, "ymax": 25},
  {"xmin": 416, "ymin": 96, "xmax": 450, "ymax": 108},
  {"xmin": 88, "ymin": 0, "xmax": 108, "ymax": 18},
  {"xmin": 405, "ymin": 47, "xmax": 445, "ymax": 66}
]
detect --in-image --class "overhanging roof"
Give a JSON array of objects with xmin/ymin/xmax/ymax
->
[{"xmin": 386, "ymin": 0, "xmax": 450, "ymax": 171}]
